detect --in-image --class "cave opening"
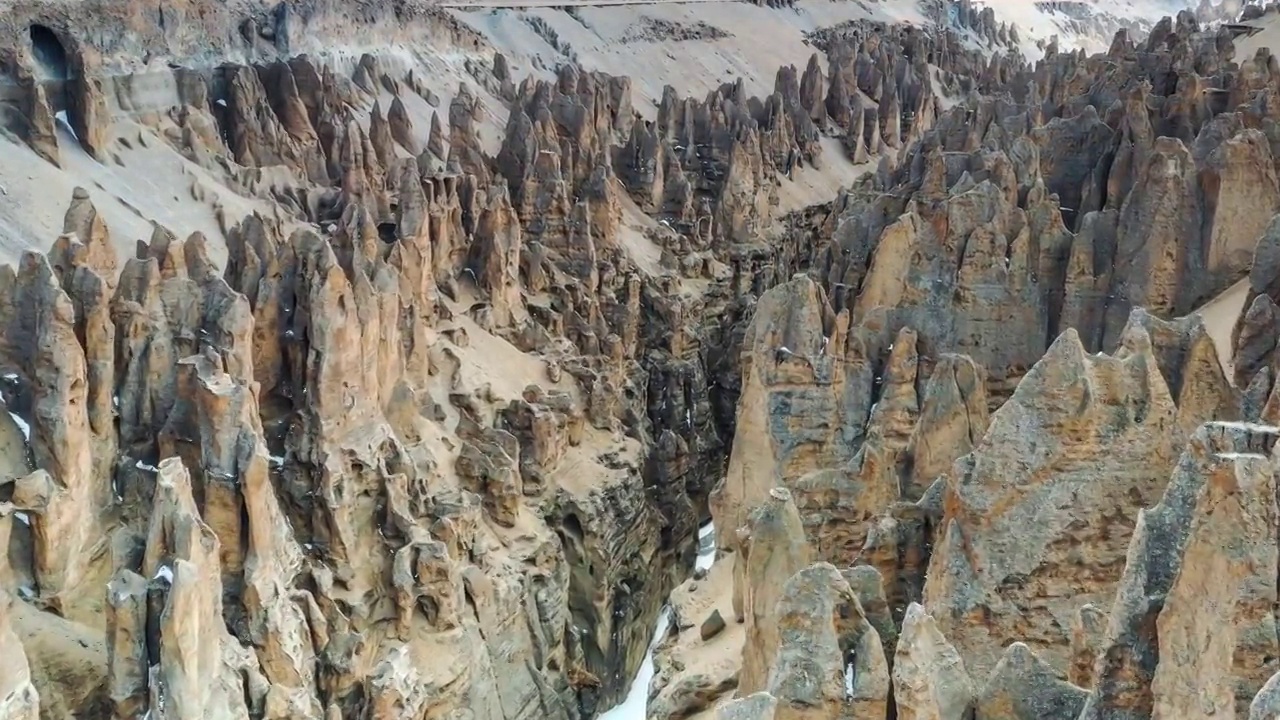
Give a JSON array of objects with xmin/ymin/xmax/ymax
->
[
  {"xmin": 377, "ymin": 222, "xmax": 398, "ymax": 244},
  {"xmin": 29, "ymin": 25, "xmax": 70, "ymax": 83},
  {"xmin": 27, "ymin": 22, "xmax": 82, "ymax": 148}
]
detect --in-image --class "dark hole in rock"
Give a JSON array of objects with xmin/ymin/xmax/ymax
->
[
  {"xmin": 562, "ymin": 512, "xmax": 585, "ymax": 543},
  {"xmin": 377, "ymin": 222, "xmax": 398, "ymax": 244},
  {"xmin": 315, "ymin": 193, "xmax": 342, "ymax": 224},
  {"xmin": 29, "ymin": 25, "xmax": 70, "ymax": 82}
]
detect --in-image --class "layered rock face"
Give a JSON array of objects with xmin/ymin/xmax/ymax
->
[
  {"xmin": 688, "ymin": 297, "xmax": 1280, "ymax": 719},
  {"xmin": 802, "ymin": 10, "xmax": 1280, "ymax": 400},
  {"xmin": 923, "ymin": 317, "xmax": 1223, "ymax": 681}
]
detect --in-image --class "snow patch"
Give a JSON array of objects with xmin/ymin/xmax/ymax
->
[
  {"xmin": 54, "ymin": 110, "xmax": 78, "ymax": 139},
  {"xmin": 598, "ymin": 520, "xmax": 715, "ymax": 718},
  {"xmin": 597, "ymin": 608, "xmax": 671, "ymax": 720},
  {"xmin": 695, "ymin": 520, "xmax": 716, "ymax": 572},
  {"xmin": 9, "ymin": 411, "xmax": 30, "ymax": 441}
]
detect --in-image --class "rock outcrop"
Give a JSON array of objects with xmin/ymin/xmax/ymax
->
[
  {"xmin": 710, "ymin": 275, "xmax": 993, "ymax": 569},
  {"xmin": 0, "ymin": 588, "xmax": 40, "ymax": 720},
  {"xmin": 768, "ymin": 563, "xmax": 890, "ymax": 719},
  {"xmin": 649, "ymin": 9, "xmax": 1280, "ymax": 716},
  {"xmin": 924, "ymin": 322, "xmax": 1203, "ymax": 681},
  {"xmin": 893, "ymin": 603, "xmax": 975, "ymax": 720},
  {"xmin": 976, "ymin": 642, "xmax": 1087, "ymax": 720},
  {"xmin": 0, "ymin": 149, "xmax": 693, "ymax": 720},
  {"xmin": 1082, "ymin": 421, "xmax": 1280, "ymax": 718},
  {"xmin": 736, "ymin": 487, "xmax": 812, "ymax": 695}
]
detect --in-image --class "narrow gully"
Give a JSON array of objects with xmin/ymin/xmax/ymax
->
[{"xmin": 598, "ymin": 521, "xmax": 717, "ymax": 719}]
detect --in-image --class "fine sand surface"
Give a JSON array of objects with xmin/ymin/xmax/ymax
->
[
  {"xmin": 651, "ymin": 551, "xmax": 742, "ymax": 720},
  {"xmin": 1194, "ymin": 277, "xmax": 1250, "ymax": 381},
  {"xmin": 0, "ymin": 116, "xmax": 253, "ymax": 267},
  {"xmin": 1233, "ymin": 5, "xmax": 1280, "ymax": 61}
]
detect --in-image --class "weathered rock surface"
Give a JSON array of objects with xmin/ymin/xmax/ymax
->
[
  {"xmin": 1081, "ymin": 421, "xmax": 1280, "ymax": 718},
  {"xmin": 736, "ymin": 487, "xmax": 812, "ymax": 695},
  {"xmin": 1254, "ymin": 671, "xmax": 1280, "ymax": 720},
  {"xmin": 0, "ymin": 72, "xmax": 715, "ymax": 718},
  {"xmin": 923, "ymin": 319, "xmax": 1225, "ymax": 680},
  {"xmin": 666, "ymin": 7, "xmax": 1280, "ymax": 720},
  {"xmin": 701, "ymin": 608, "xmax": 727, "ymax": 641},
  {"xmin": 768, "ymin": 563, "xmax": 889, "ymax": 720},
  {"xmin": 894, "ymin": 602, "xmax": 974, "ymax": 720},
  {"xmin": 12, "ymin": 3, "xmax": 1280, "ymax": 720},
  {"xmin": 0, "ymin": 588, "xmax": 41, "ymax": 720},
  {"xmin": 976, "ymin": 642, "xmax": 1087, "ymax": 720},
  {"xmin": 711, "ymin": 275, "xmax": 992, "ymax": 569}
]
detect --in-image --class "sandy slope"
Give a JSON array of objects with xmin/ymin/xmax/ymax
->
[
  {"xmin": 0, "ymin": 129, "xmax": 161, "ymax": 265},
  {"xmin": 1193, "ymin": 277, "xmax": 1249, "ymax": 381},
  {"xmin": 441, "ymin": 0, "xmax": 1190, "ymax": 60},
  {"xmin": 1233, "ymin": 6, "xmax": 1280, "ymax": 60},
  {"xmin": 0, "ymin": 117, "xmax": 250, "ymax": 266},
  {"xmin": 452, "ymin": 0, "xmax": 927, "ymax": 112},
  {"xmin": 442, "ymin": 0, "xmax": 738, "ymax": 7}
]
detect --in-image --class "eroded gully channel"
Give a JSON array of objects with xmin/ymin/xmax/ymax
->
[{"xmin": 598, "ymin": 521, "xmax": 717, "ymax": 719}]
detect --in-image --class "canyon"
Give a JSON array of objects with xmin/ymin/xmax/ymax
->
[{"xmin": 2, "ymin": 0, "xmax": 1280, "ymax": 719}]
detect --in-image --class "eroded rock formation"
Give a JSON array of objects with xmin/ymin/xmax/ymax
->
[
  {"xmin": 7, "ymin": 2, "xmax": 1280, "ymax": 720},
  {"xmin": 649, "ymin": 6, "xmax": 1280, "ymax": 720}
]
